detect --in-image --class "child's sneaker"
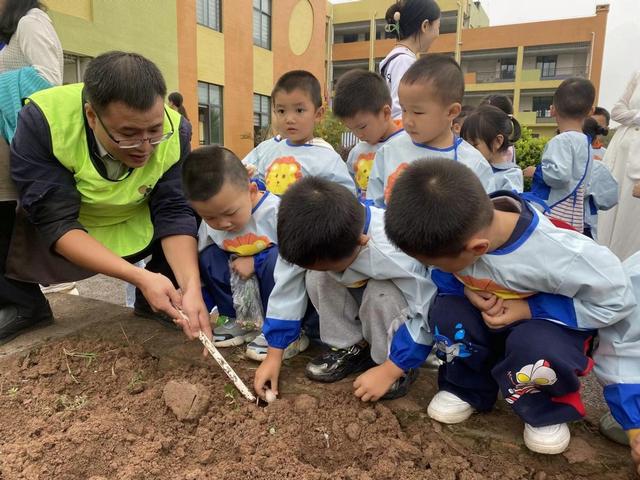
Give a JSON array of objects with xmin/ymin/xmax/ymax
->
[
  {"xmin": 245, "ymin": 332, "xmax": 310, "ymax": 362},
  {"xmin": 381, "ymin": 368, "xmax": 419, "ymax": 400},
  {"xmin": 305, "ymin": 341, "xmax": 375, "ymax": 382},
  {"xmin": 523, "ymin": 423, "xmax": 570, "ymax": 454},
  {"xmin": 212, "ymin": 317, "xmax": 258, "ymax": 347},
  {"xmin": 427, "ymin": 390, "xmax": 474, "ymax": 424}
]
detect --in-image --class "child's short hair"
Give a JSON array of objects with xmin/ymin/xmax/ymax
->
[
  {"xmin": 401, "ymin": 54, "xmax": 464, "ymax": 105},
  {"xmin": 271, "ymin": 70, "xmax": 322, "ymax": 109},
  {"xmin": 593, "ymin": 106, "xmax": 611, "ymax": 125},
  {"xmin": 452, "ymin": 105, "xmax": 475, "ymax": 127},
  {"xmin": 182, "ymin": 146, "xmax": 249, "ymax": 202},
  {"xmin": 480, "ymin": 94, "xmax": 513, "ymax": 115},
  {"xmin": 385, "ymin": 159, "xmax": 494, "ymax": 257},
  {"xmin": 553, "ymin": 77, "xmax": 595, "ymax": 119},
  {"xmin": 333, "ymin": 69, "xmax": 392, "ymax": 119},
  {"xmin": 461, "ymin": 105, "xmax": 521, "ymax": 153},
  {"xmin": 277, "ymin": 177, "xmax": 365, "ymax": 267}
]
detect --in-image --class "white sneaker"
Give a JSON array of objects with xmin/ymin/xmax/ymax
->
[
  {"xmin": 245, "ymin": 333, "xmax": 310, "ymax": 362},
  {"xmin": 427, "ymin": 390, "xmax": 474, "ymax": 424},
  {"xmin": 523, "ymin": 423, "xmax": 570, "ymax": 454}
]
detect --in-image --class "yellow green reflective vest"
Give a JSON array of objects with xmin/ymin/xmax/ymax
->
[{"xmin": 27, "ymin": 83, "xmax": 182, "ymax": 257}]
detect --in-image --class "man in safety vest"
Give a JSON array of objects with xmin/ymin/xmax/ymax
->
[{"xmin": 0, "ymin": 51, "xmax": 211, "ymax": 343}]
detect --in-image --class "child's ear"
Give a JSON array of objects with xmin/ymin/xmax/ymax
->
[
  {"xmin": 466, "ymin": 238, "xmax": 490, "ymax": 257},
  {"xmin": 382, "ymin": 104, "xmax": 392, "ymax": 121},
  {"xmin": 447, "ymin": 103, "xmax": 462, "ymax": 122},
  {"xmin": 492, "ymin": 134, "xmax": 505, "ymax": 153},
  {"xmin": 550, "ymin": 104, "xmax": 557, "ymax": 118},
  {"xmin": 315, "ymin": 105, "xmax": 325, "ymax": 122},
  {"xmin": 358, "ymin": 234, "xmax": 370, "ymax": 246}
]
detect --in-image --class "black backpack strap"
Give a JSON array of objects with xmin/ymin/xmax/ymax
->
[{"xmin": 380, "ymin": 52, "xmax": 410, "ymax": 79}]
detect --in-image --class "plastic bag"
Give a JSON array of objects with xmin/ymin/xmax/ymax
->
[{"xmin": 229, "ymin": 257, "xmax": 264, "ymax": 329}]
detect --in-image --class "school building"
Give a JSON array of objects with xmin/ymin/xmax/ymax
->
[
  {"xmin": 329, "ymin": 0, "xmax": 609, "ymax": 138},
  {"xmin": 44, "ymin": 0, "xmax": 328, "ymax": 156}
]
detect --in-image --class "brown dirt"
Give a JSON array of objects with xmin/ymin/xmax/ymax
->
[{"xmin": 0, "ymin": 331, "xmax": 636, "ymax": 479}]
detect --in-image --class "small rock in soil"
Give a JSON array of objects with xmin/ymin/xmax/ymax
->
[
  {"xmin": 293, "ymin": 393, "xmax": 318, "ymax": 413},
  {"xmin": 358, "ymin": 408, "xmax": 377, "ymax": 424},
  {"xmin": 345, "ymin": 422, "xmax": 361, "ymax": 441},
  {"xmin": 128, "ymin": 382, "xmax": 145, "ymax": 395},
  {"xmin": 197, "ymin": 449, "xmax": 215, "ymax": 465},
  {"xmin": 563, "ymin": 437, "xmax": 597, "ymax": 464},
  {"xmin": 533, "ymin": 472, "xmax": 547, "ymax": 480},
  {"xmin": 163, "ymin": 380, "xmax": 211, "ymax": 421}
]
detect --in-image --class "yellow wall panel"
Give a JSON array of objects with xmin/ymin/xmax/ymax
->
[
  {"xmin": 253, "ymin": 47, "xmax": 273, "ymax": 96},
  {"xmin": 197, "ymin": 26, "xmax": 225, "ymax": 86},
  {"xmin": 45, "ymin": 0, "xmax": 92, "ymax": 21}
]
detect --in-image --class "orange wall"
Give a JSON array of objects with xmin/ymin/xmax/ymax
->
[
  {"xmin": 223, "ymin": 1, "xmax": 255, "ymax": 155},
  {"xmin": 273, "ymin": 0, "xmax": 328, "ymax": 102},
  {"xmin": 176, "ymin": 0, "xmax": 198, "ymax": 150}
]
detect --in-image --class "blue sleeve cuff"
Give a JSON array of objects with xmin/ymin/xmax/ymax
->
[
  {"xmin": 603, "ymin": 383, "xmax": 640, "ymax": 430},
  {"xmin": 527, "ymin": 292, "xmax": 578, "ymax": 328},
  {"xmin": 389, "ymin": 324, "xmax": 432, "ymax": 371},
  {"xmin": 430, "ymin": 270, "xmax": 465, "ymax": 296},
  {"xmin": 263, "ymin": 317, "xmax": 301, "ymax": 349}
]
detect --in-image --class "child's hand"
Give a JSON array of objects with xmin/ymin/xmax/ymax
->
[
  {"xmin": 254, "ymin": 348, "xmax": 283, "ymax": 400},
  {"xmin": 633, "ymin": 182, "xmax": 640, "ymax": 199},
  {"xmin": 464, "ymin": 287, "xmax": 504, "ymax": 316},
  {"xmin": 246, "ymin": 164, "xmax": 257, "ymax": 177},
  {"xmin": 353, "ymin": 360, "xmax": 404, "ymax": 402},
  {"xmin": 482, "ymin": 299, "xmax": 531, "ymax": 329},
  {"xmin": 630, "ymin": 430, "xmax": 640, "ymax": 476},
  {"xmin": 231, "ymin": 256, "xmax": 255, "ymax": 280},
  {"xmin": 523, "ymin": 166, "xmax": 536, "ymax": 178}
]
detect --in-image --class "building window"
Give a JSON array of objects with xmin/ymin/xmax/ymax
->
[
  {"xmin": 253, "ymin": 0, "xmax": 271, "ymax": 50},
  {"xmin": 197, "ymin": 0, "xmax": 222, "ymax": 31},
  {"xmin": 499, "ymin": 58, "xmax": 516, "ymax": 80},
  {"xmin": 532, "ymin": 96, "xmax": 554, "ymax": 118},
  {"xmin": 198, "ymin": 82, "xmax": 223, "ymax": 145},
  {"xmin": 253, "ymin": 94, "xmax": 271, "ymax": 146},
  {"xmin": 63, "ymin": 53, "xmax": 91, "ymax": 84},
  {"xmin": 536, "ymin": 55, "xmax": 557, "ymax": 79}
]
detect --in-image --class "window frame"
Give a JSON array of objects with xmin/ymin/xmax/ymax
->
[
  {"xmin": 253, "ymin": 0, "xmax": 272, "ymax": 50},
  {"xmin": 197, "ymin": 81, "xmax": 224, "ymax": 146},
  {"xmin": 536, "ymin": 55, "xmax": 558, "ymax": 79},
  {"xmin": 253, "ymin": 93, "xmax": 271, "ymax": 146},
  {"xmin": 196, "ymin": 0, "xmax": 222, "ymax": 32}
]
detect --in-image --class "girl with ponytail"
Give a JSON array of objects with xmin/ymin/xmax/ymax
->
[{"xmin": 461, "ymin": 104, "xmax": 523, "ymax": 192}]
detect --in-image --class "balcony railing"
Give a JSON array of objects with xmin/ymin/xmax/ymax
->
[
  {"xmin": 473, "ymin": 71, "xmax": 516, "ymax": 84},
  {"xmin": 521, "ymin": 65, "xmax": 588, "ymax": 82}
]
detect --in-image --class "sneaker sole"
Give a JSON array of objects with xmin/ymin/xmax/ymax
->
[
  {"xmin": 524, "ymin": 430, "xmax": 570, "ymax": 454},
  {"xmin": 305, "ymin": 356, "xmax": 376, "ymax": 383},
  {"xmin": 427, "ymin": 402, "xmax": 474, "ymax": 424},
  {"xmin": 246, "ymin": 335, "xmax": 310, "ymax": 363},
  {"xmin": 214, "ymin": 331, "xmax": 259, "ymax": 348},
  {"xmin": 245, "ymin": 349, "xmax": 267, "ymax": 362}
]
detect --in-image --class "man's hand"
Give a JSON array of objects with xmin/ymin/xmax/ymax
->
[
  {"xmin": 464, "ymin": 287, "xmax": 504, "ymax": 316},
  {"xmin": 231, "ymin": 256, "xmax": 255, "ymax": 280},
  {"xmin": 523, "ymin": 166, "xmax": 536, "ymax": 178},
  {"xmin": 179, "ymin": 286, "xmax": 212, "ymax": 343},
  {"xmin": 633, "ymin": 182, "xmax": 640, "ymax": 199},
  {"xmin": 254, "ymin": 348, "xmax": 284, "ymax": 399},
  {"xmin": 353, "ymin": 360, "xmax": 404, "ymax": 402},
  {"xmin": 481, "ymin": 299, "xmax": 531, "ymax": 329},
  {"xmin": 136, "ymin": 270, "xmax": 182, "ymax": 320}
]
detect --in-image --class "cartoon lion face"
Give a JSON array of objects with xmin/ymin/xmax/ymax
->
[
  {"xmin": 265, "ymin": 156, "xmax": 303, "ymax": 195},
  {"xmin": 384, "ymin": 162, "xmax": 409, "ymax": 204},
  {"xmin": 354, "ymin": 153, "xmax": 375, "ymax": 191},
  {"xmin": 223, "ymin": 233, "xmax": 271, "ymax": 256}
]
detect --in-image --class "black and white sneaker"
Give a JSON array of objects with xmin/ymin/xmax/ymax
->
[
  {"xmin": 305, "ymin": 341, "xmax": 375, "ymax": 383},
  {"xmin": 381, "ymin": 368, "xmax": 419, "ymax": 400}
]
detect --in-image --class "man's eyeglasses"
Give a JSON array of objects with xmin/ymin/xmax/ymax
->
[{"xmin": 95, "ymin": 107, "xmax": 174, "ymax": 149}]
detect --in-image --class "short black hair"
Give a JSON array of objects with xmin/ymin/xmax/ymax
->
[
  {"xmin": 385, "ymin": 159, "xmax": 494, "ymax": 257},
  {"xmin": 593, "ymin": 106, "xmax": 610, "ymax": 125},
  {"xmin": 182, "ymin": 146, "xmax": 249, "ymax": 202},
  {"xmin": 401, "ymin": 54, "xmax": 464, "ymax": 105},
  {"xmin": 461, "ymin": 105, "xmax": 521, "ymax": 153},
  {"xmin": 84, "ymin": 51, "xmax": 167, "ymax": 114},
  {"xmin": 452, "ymin": 105, "xmax": 475, "ymax": 126},
  {"xmin": 272, "ymin": 70, "xmax": 322, "ymax": 109},
  {"xmin": 480, "ymin": 94, "xmax": 513, "ymax": 116},
  {"xmin": 277, "ymin": 177, "xmax": 365, "ymax": 267},
  {"xmin": 333, "ymin": 69, "xmax": 392, "ymax": 119},
  {"xmin": 385, "ymin": 0, "xmax": 441, "ymax": 40},
  {"xmin": 553, "ymin": 77, "xmax": 595, "ymax": 119}
]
